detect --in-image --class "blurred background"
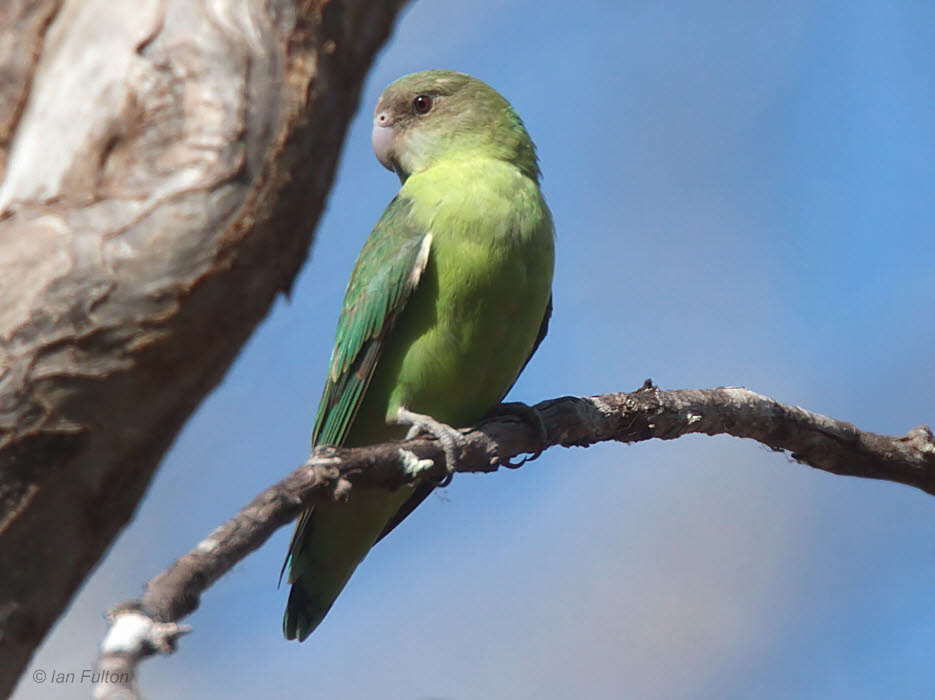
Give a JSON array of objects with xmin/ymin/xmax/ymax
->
[{"xmin": 17, "ymin": 2, "xmax": 935, "ymax": 698}]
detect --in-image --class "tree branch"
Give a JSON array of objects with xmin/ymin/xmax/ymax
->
[{"xmin": 93, "ymin": 383, "xmax": 935, "ymax": 698}]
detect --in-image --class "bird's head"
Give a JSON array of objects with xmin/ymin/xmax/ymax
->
[{"xmin": 371, "ymin": 70, "xmax": 540, "ymax": 183}]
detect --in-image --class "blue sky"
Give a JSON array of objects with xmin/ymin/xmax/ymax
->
[{"xmin": 18, "ymin": 2, "xmax": 935, "ymax": 698}]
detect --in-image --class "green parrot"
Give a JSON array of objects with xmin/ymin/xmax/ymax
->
[{"xmin": 282, "ymin": 70, "xmax": 555, "ymax": 641}]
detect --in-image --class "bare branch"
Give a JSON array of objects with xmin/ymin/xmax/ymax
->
[{"xmin": 93, "ymin": 383, "xmax": 935, "ymax": 696}]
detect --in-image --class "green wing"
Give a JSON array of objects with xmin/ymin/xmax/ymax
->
[
  {"xmin": 284, "ymin": 195, "xmax": 430, "ymax": 575},
  {"xmin": 313, "ymin": 195, "xmax": 430, "ymax": 447}
]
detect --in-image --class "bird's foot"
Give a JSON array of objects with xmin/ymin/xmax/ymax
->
[
  {"xmin": 394, "ymin": 408, "xmax": 465, "ymax": 487},
  {"xmin": 484, "ymin": 401, "xmax": 548, "ymax": 468}
]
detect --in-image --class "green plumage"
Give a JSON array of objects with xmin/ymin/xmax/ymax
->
[
  {"xmin": 313, "ymin": 196, "xmax": 428, "ymax": 448},
  {"xmin": 283, "ymin": 70, "xmax": 555, "ymax": 641}
]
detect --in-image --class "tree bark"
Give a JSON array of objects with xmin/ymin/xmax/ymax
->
[{"xmin": 0, "ymin": 0, "xmax": 407, "ymax": 693}]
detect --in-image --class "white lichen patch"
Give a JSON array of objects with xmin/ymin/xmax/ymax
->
[
  {"xmin": 590, "ymin": 395, "xmax": 617, "ymax": 417},
  {"xmin": 195, "ymin": 537, "xmax": 218, "ymax": 554},
  {"xmin": 100, "ymin": 611, "xmax": 154, "ymax": 656}
]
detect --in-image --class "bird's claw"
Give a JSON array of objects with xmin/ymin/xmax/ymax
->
[
  {"xmin": 485, "ymin": 401, "xmax": 548, "ymax": 468},
  {"xmin": 500, "ymin": 453, "xmax": 530, "ymax": 469},
  {"xmin": 395, "ymin": 408, "xmax": 464, "ymax": 486}
]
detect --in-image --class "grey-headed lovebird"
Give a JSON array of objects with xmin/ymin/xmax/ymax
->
[{"xmin": 282, "ymin": 70, "xmax": 554, "ymax": 641}]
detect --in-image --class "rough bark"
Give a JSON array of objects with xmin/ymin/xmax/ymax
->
[
  {"xmin": 0, "ymin": 0, "xmax": 407, "ymax": 693},
  {"xmin": 92, "ymin": 384, "xmax": 935, "ymax": 698}
]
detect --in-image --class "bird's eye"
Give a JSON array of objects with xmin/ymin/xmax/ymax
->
[{"xmin": 412, "ymin": 95, "xmax": 433, "ymax": 114}]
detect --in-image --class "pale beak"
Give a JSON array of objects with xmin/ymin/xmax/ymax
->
[{"xmin": 371, "ymin": 112, "xmax": 396, "ymax": 171}]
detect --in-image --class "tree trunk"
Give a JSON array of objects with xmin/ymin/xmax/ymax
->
[{"xmin": 0, "ymin": 0, "xmax": 406, "ymax": 692}]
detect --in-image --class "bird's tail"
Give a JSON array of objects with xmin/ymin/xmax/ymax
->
[{"xmin": 282, "ymin": 489, "xmax": 411, "ymax": 641}]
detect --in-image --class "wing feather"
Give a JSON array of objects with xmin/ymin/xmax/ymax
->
[{"xmin": 313, "ymin": 197, "xmax": 431, "ymax": 447}]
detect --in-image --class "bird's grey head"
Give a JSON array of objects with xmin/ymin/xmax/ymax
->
[{"xmin": 371, "ymin": 69, "xmax": 539, "ymax": 182}]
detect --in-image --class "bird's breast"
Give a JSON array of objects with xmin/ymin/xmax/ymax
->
[{"xmin": 347, "ymin": 158, "xmax": 554, "ymax": 444}]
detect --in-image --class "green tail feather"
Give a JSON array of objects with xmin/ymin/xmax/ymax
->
[{"xmin": 283, "ymin": 583, "xmax": 334, "ymax": 642}]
